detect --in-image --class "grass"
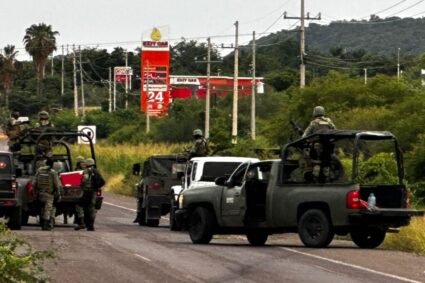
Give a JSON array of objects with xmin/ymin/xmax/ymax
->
[
  {"xmin": 382, "ymin": 214, "xmax": 425, "ymax": 255},
  {"xmin": 70, "ymin": 142, "xmax": 188, "ymax": 196}
]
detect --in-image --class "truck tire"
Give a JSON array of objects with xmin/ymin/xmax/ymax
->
[
  {"xmin": 189, "ymin": 207, "xmax": 214, "ymax": 244},
  {"xmin": 351, "ymin": 227, "xmax": 386, "ymax": 249},
  {"xmin": 8, "ymin": 206, "xmax": 22, "ymax": 230},
  {"xmin": 22, "ymin": 211, "xmax": 30, "ymax": 225},
  {"xmin": 298, "ymin": 209, "xmax": 334, "ymax": 248},
  {"xmin": 246, "ymin": 230, "xmax": 268, "ymax": 246},
  {"xmin": 137, "ymin": 208, "xmax": 146, "ymax": 226},
  {"xmin": 169, "ymin": 200, "xmax": 181, "ymax": 231}
]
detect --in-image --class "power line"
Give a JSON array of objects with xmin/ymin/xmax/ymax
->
[
  {"xmin": 360, "ymin": 0, "xmax": 408, "ymax": 19},
  {"xmin": 386, "ymin": 0, "xmax": 425, "ymax": 17}
]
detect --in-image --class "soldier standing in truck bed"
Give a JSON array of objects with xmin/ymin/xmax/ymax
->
[
  {"xmin": 302, "ymin": 106, "xmax": 336, "ymax": 138},
  {"xmin": 189, "ymin": 129, "xmax": 209, "ymax": 158}
]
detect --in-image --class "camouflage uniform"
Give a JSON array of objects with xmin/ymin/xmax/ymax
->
[
  {"xmin": 33, "ymin": 160, "xmax": 62, "ymax": 230},
  {"xmin": 302, "ymin": 106, "xmax": 336, "ymax": 138},
  {"xmin": 75, "ymin": 158, "xmax": 98, "ymax": 231},
  {"xmin": 189, "ymin": 129, "xmax": 209, "ymax": 158},
  {"xmin": 6, "ymin": 112, "xmax": 25, "ymax": 152},
  {"xmin": 34, "ymin": 111, "xmax": 55, "ymax": 156}
]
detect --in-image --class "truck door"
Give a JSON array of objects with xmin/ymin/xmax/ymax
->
[{"xmin": 221, "ymin": 163, "xmax": 250, "ymax": 227}]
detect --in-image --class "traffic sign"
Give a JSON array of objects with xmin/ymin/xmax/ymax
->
[{"xmin": 78, "ymin": 125, "xmax": 96, "ymax": 144}]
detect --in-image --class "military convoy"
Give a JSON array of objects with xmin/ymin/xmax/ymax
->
[
  {"xmin": 0, "ymin": 129, "xmax": 103, "ymax": 229},
  {"xmin": 175, "ymin": 130, "xmax": 424, "ymax": 248}
]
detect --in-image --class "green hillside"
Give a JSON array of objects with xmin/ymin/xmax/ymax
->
[{"xmin": 258, "ymin": 16, "xmax": 425, "ymax": 55}]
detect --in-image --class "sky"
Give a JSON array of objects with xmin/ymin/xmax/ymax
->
[{"xmin": 1, "ymin": 0, "xmax": 425, "ymax": 60}]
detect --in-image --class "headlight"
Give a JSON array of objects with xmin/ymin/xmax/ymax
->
[{"xmin": 178, "ymin": 194, "xmax": 184, "ymax": 209}]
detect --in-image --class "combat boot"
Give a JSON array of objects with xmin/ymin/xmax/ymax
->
[
  {"xmin": 86, "ymin": 219, "xmax": 95, "ymax": 231},
  {"xmin": 74, "ymin": 218, "xmax": 86, "ymax": 231}
]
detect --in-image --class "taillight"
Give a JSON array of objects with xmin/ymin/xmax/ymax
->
[
  {"xmin": 346, "ymin": 190, "xmax": 367, "ymax": 209},
  {"xmin": 404, "ymin": 190, "xmax": 410, "ymax": 208},
  {"xmin": 11, "ymin": 179, "xmax": 17, "ymax": 192},
  {"xmin": 25, "ymin": 181, "xmax": 33, "ymax": 198},
  {"xmin": 96, "ymin": 190, "xmax": 102, "ymax": 197},
  {"xmin": 148, "ymin": 181, "xmax": 161, "ymax": 190}
]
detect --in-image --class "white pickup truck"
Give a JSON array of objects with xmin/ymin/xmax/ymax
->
[{"xmin": 169, "ymin": 156, "xmax": 259, "ymax": 230}]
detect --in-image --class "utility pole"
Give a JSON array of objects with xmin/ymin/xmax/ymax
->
[
  {"xmin": 195, "ymin": 38, "xmax": 221, "ymax": 139},
  {"xmin": 397, "ymin": 48, "xmax": 400, "ymax": 80},
  {"xmin": 251, "ymin": 31, "xmax": 256, "ymax": 140},
  {"xmin": 79, "ymin": 46, "xmax": 85, "ymax": 116},
  {"xmin": 109, "ymin": 67, "xmax": 112, "ymax": 113},
  {"xmin": 232, "ymin": 20, "xmax": 239, "ymax": 144},
  {"xmin": 364, "ymin": 68, "xmax": 368, "ymax": 85},
  {"xmin": 61, "ymin": 45, "xmax": 64, "ymax": 97},
  {"xmin": 125, "ymin": 50, "xmax": 129, "ymax": 110},
  {"xmin": 113, "ymin": 68, "xmax": 116, "ymax": 111},
  {"xmin": 72, "ymin": 45, "xmax": 79, "ymax": 116},
  {"xmin": 284, "ymin": 0, "xmax": 321, "ymax": 88},
  {"xmin": 51, "ymin": 54, "xmax": 54, "ymax": 76}
]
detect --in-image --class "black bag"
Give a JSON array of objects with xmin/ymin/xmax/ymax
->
[{"xmin": 91, "ymin": 168, "xmax": 106, "ymax": 191}]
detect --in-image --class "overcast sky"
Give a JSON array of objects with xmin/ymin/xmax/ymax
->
[{"xmin": 2, "ymin": 0, "xmax": 425, "ymax": 60}]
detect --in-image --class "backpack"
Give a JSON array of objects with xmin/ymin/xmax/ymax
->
[{"xmin": 91, "ymin": 168, "xmax": 106, "ymax": 191}]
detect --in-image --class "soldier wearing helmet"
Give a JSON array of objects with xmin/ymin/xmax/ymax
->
[
  {"xmin": 6, "ymin": 111, "xmax": 23, "ymax": 151},
  {"xmin": 75, "ymin": 158, "xmax": 104, "ymax": 231},
  {"xmin": 33, "ymin": 158, "xmax": 62, "ymax": 230},
  {"xmin": 35, "ymin": 111, "xmax": 54, "ymax": 128},
  {"xmin": 189, "ymin": 129, "xmax": 209, "ymax": 158},
  {"xmin": 302, "ymin": 106, "xmax": 336, "ymax": 138}
]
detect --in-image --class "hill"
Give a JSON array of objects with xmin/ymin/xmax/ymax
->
[{"xmin": 257, "ymin": 16, "xmax": 425, "ymax": 55}]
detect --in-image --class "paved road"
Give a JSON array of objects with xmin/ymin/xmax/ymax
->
[{"xmin": 17, "ymin": 192, "xmax": 425, "ymax": 283}]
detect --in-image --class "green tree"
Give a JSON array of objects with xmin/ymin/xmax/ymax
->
[
  {"xmin": 0, "ymin": 45, "xmax": 18, "ymax": 109},
  {"xmin": 23, "ymin": 23, "xmax": 59, "ymax": 96}
]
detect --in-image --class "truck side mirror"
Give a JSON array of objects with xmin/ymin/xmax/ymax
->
[
  {"xmin": 132, "ymin": 163, "xmax": 141, "ymax": 176},
  {"xmin": 215, "ymin": 176, "xmax": 227, "ymax": 186}
]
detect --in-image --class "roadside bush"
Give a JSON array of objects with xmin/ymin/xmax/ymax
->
[{"xmin": 0, "ymin": 223, "xmax": 53, "ymax": 282}]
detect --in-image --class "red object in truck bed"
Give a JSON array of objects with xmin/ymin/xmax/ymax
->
[{"xmin": 60, "ymin": 171, "xmax": 83, "ymax": 186}]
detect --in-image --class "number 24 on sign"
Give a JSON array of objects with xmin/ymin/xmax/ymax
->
[{"xmin": 147, "ymin": 91, "xmax": 164, "ymax": 102}]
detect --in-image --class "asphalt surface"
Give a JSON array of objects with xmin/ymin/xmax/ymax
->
[{"xmin": 16, "ymin": 192, "xmax": 425, "ymax": 283}]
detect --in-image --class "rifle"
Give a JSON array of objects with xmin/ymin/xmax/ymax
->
[{"xmin": 290, "ymin": 119, "xmax": 304, "ymax": 136}]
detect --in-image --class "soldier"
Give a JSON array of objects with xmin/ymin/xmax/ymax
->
[
  {"xmin": 189, "ymin": 129, "xmax": 209, "ymax": 158},
  {"xmin": 302, "ymin": 106, "xmax": 336, "ymax": 138},
  {"xmin": 75, "ymin": 158, "xmax": 104, "ymax": 231},
  {"xmin": 34, "ymin": 111, "xmax": 55, "ymax": 157},
  {"xmin": 5, "ymin": 111, "xmax": 27, "ymax": 152},
  {"xmin": 33, "ymin": 158, "xmax": 62, "ymax": 231},
  {"xmin": 74, "ymin": 156, "xmax": 85, "ymax": 170},
  {"xmin": 35, "ymin": 111, "xmax": 54, "ymax": 128}
]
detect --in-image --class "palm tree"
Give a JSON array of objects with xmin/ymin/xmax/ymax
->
[
  {"xmin": 23, "ymin": 23, "xmax": 59, "ymax": 96},
  {"xmin": 0, "ymin": 45, "xmax": 18, "ymax": 109}
]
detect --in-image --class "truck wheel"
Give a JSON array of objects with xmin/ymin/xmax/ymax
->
[
  {"xmin": 137, "ymin": 208, "xmax": 146, "ymax": 226},
  {"xmin": 351, "ymin": 227, "xmax": 386, "ymax": 249},
  {"xmin": 8, "ymin": 206, "xmax": 22, "ymax": 230},
  {"xmin": 189, "ymin": 207, "xmax": 214, "ymax": 244},
  {"xmin": 146, "ymin": 219, "xmax": 160, "ymax": 227},
  {"xmin": 169, "ymin": 200, "xmax": 181, "ymax": 231},
  {"xmin": 246, "ymin": 230, "xmax": 268, "ymax": 246},
  {"xmin": 22, "ymin": 211, "xmax": 30, "ymax": 225},
  {"xmin": 298, "ymin": 209, "xmax": 334, "ymax": 248}
]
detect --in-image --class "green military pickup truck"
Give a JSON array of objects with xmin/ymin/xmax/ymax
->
[{"xmin": 176, "ymin": 130, "xmax": 423, "ymax": 248}]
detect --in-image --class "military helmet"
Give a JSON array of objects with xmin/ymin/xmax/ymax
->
[
  {"xmin": 39, "ymin": 111, "xmax": 49, "ymax": 120},
  {"xmin": 193, "ymin": 129, "xmax": 203, "ymax": 136},
  {"xmin": 84, "ymin": 158, "xmax": 95, "ymax": 167},
  {"xmin": 11, "ymin": 111, "xmax": 20, "ymax": 119},
  {"xmin": 76, "ymin": 156, "xmax": 85, "ymax": 163},
  {"xmin": 313, "ymin": 106, "xmax": 325, "ymax": 117}
]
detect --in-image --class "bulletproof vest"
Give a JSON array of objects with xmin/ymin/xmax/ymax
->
[
  {"xmin": 314, "ymin": 117, "xmax": 334, "ymax": 131},
  {"xmin": 36, "ymin": 167, "xmax": 53, "ymax": 193}
]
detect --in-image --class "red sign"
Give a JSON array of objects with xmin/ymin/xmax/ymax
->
[{"xmin": 141, "ymin": 45, "xmax": 170, "ymax": 115}]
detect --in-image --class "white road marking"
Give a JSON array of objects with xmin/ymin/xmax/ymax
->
[
  {"xmin": 134, "ymin": 253, "xmax": 151, "ymax": 262},
  {"xmin": 104, "ymin": 202, "xmax": 136, "ymax": 212},
  {"xmin": 103, "ymin": 201, "xmax": 169, "ymax": 221},
  {"xmin": 282, "ymin": 247, "xmax": 422, "ymax": 283}
]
